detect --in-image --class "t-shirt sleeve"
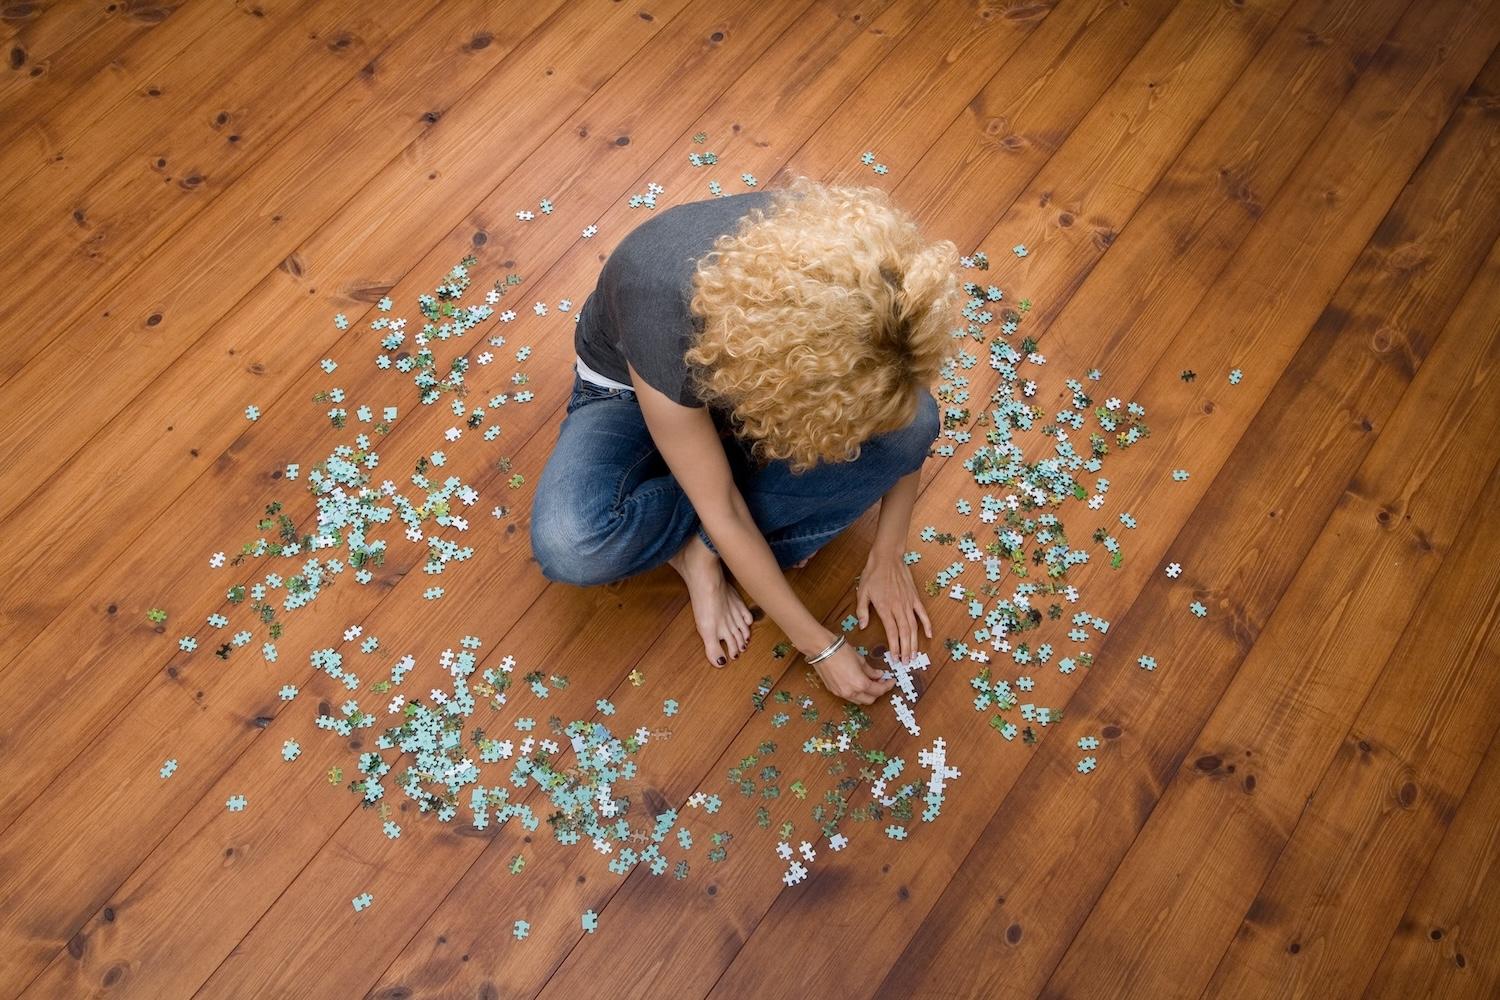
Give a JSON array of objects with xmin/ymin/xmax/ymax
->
[{"xmin": 604, "ymin": 242, "xmax": 705, "ymax": 407}]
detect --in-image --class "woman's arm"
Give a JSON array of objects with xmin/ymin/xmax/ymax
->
[
  {"xmin": 871, "ymin": 467, "xmax": 920, "ymax": 559},
  {"xmin": 629, "ymin": 363, "xmax": 894, "ymax": 704},
  {"xmin": 856, "ymin": 468, "xmax": 933, "ymax": 663}
]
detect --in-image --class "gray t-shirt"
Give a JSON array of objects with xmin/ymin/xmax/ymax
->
[{"xmin": 574, "ymin": 189, "xmax": 775, "ymax": 407}]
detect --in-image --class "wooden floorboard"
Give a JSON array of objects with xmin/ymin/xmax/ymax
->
[
  {"xmin": 1204, "ymin": 391, "xmax": 1500, "ymax": 995},
  {"xmin": 0, "ymin": 0, "xmax": 158, "ymax": 122},
  {"xmin": 1367, "ymin": 720, "xmax": 1500, "ymax": 997},
  {"xmin": 0, "ymin": 0, "xmax": 427, "ymax": 378},
  {"xmin": 0, "ymin": 2, "xmax": 282, "ymax": 193},
  {"xmin": 880, "ymin": 11, "xmax": 1500, "ymax": 993},
  {"xmin": 3, "ymin": 0, "xmax": 1498, "ymax": 997},
  {"xmin": 1039, "ymin": 37, "xmax": 1500, "ymax": 998}
]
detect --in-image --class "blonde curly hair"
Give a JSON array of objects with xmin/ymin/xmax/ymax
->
[{"xmin": 683, "ymin": 174, "xmax": 961, "ymax": 473}]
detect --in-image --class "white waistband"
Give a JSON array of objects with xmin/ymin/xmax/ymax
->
[{"xmin": 575, "ymin": 355, "xmax": 635, "ymax": 393}]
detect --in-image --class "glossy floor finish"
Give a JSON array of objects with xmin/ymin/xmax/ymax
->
[{"xmin": 1, "ymin": 1, "xmax": 1498, "ymax": 997}]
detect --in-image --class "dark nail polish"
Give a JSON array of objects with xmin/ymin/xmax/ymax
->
[{"xmin": 717, "ymin": 656, "xmax": 726, "ymax": 665}]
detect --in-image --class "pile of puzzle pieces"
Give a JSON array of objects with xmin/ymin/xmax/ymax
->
[{"xmin": 148, "ymin": 141, "xmax": 1230, "ymax": 942}]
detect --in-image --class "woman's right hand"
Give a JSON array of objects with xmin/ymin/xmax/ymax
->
[{"xmin": 811, "ymin": 642, "xmax": 895, "ymax": 705}]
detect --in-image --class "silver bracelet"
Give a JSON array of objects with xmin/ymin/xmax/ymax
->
[{"xmin": 804, "ymin": 634, "xmax": 845, "ymax": 665}]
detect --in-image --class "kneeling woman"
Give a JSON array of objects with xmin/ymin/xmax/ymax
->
[{"xmin": 530, "ymin": 175, "xmax": 959, "ymax": 705}]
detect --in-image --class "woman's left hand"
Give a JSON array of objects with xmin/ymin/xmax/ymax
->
[{"xmin": 856, "ymin": 548, "xmax": 933, "ymax": 664}]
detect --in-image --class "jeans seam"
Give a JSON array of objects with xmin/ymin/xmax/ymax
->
[
  {"xmin": 614, "ymin": 480, "xmax": 686, "ymax": 516},
  {"xmin": 611, "ymin": 447, "xmax": 663, "ymax": 512},
  {"xmin": 773, "ymin": 522, "xmax": 847, "ymax": 547}
]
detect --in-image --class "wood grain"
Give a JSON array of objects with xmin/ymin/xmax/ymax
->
[
  {"xmin": 3, "ymin": 0, "xmax": 1497, "ymax": 996},
  {"xmin": 1367, "ymin": 721, "xmax": 1500, "ymax": 997},
  {"xmin": 0, "ymin": 2, "xmax": 278, "ymax": 187}
]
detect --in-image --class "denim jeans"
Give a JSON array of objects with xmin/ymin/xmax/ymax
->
[{"xmin": 529, "ymin": 371, "xmax": 940, "ymax": 587}]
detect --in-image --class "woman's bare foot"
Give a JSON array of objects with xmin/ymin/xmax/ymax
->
[{"xmin": 668, "ymin": 534, "xmax": 753, "ymax": 667}]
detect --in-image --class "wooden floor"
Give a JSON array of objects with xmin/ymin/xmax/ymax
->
[{"xmin": 2, "ymin": 0, "xmax": 1498, "ymax": 996}]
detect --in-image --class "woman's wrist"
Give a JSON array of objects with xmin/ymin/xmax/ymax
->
[
  {"xmin": 803, "ymin": 634, "xmax": 846, "ymax": 664},
  {"xmin": 793, "ymin": 625, "xmax": 839, "ymax": 658}
]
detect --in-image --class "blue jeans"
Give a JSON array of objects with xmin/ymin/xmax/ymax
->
[{"xmin": 529, "ymin": 372, "xmax": 940, "ymax": 587}]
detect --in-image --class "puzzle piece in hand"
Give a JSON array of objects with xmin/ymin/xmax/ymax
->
[{"xmin": 882, "ymin": 650, "xmax": 931, "ymax": 702}]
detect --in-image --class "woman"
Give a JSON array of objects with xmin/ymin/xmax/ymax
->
[{"xmin": 530, "ymin": 175, "xmax": 960, "ymax": 705}]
